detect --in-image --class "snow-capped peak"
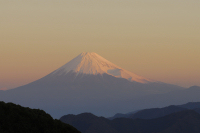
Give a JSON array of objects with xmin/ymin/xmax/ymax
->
[{"xmin": 52, "ymin": 52, "xmax": 153, "ymax": 83}]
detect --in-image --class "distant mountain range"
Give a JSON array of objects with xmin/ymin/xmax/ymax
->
[
  {"xmin": 1, "ymin": 52, "xmax": 200, "ymax": 118},
  {"xmin": 60, "ymin": 111, "xmax": 200, "ymax": 133},
  {"xmin": 60, "ymin": 102, "xmax": 200, "ymax": 133},
  {"xmin": 109, "ymin": 102, "xmax": 200, "ymax": 120}
]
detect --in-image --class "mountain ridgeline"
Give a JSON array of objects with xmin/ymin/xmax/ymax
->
[
  {"xmin": 0, "ymin": 101, "xmax": 80, "ymax": 133},
  {"xmin": 60, "ymin": 111, "xmax": 200, "ymax": 133},
  {"xmin": 1, "ymin": 52, "xmax": 200, "ymax": 133},
  {"xmin": 60, "ymin": 102, "xmax": 200, "ymax": 133},
  {"xmin": 0, "ymin": 52, "xmax": 199, "ymax": 119},
  {"xmin": 109, "ymin": 102, "xmax": 200, "ymax": 120}
]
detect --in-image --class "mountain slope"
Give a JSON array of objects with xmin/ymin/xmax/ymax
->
[
  {"xmin": 129, "ymin": 105, "xmax": 187, "ymax": 119},
  {"xmin": 60, "ymin": 110, "xmax": 200, "ymax": 133},
  {"xmin": 178, "ymin": 101, "xmax": 200, "ymax": 109},
  {"xmin": 51, "ymin": 52, "xmax": 152, "ymax": 83},
  {"xmin": 60, "ymin": 113, "xmax": 118, "ymax": 133},
  {"xmin": 0, "ymin": 52, "xmax": 185, "ymax": 118},
  {"xmin": 126, "ymin": 86, "xmax": 200, "ymax": 112},
  {"xmin": 0, "ymin": 101, "xmax": 80, "ymax": 133},
  {"xmin": 109, "ymin": 102, "xmax": 200, "ymax": 120}
]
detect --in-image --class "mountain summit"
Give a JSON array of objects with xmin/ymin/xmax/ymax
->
[{"xmin": 52, "ymin": 52, "xmax": 152, "ymax": 83}]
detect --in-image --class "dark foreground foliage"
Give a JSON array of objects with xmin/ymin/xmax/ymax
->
[{"xmin": 0, "ymin": 101, "xmax": 80, "ymax": 133}]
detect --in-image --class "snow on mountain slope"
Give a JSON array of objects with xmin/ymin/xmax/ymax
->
[
  {"xmin": 0, "ymin": 52, "xmax": 186, "ymax": 119},
  {"xmin": 52, "ymin": 52, "xmax": 153, "ymax": 83}
]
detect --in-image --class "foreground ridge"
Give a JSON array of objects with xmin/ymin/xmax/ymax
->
[{"xmin": 0, "ymin": 101, "xmax": 80, "ymax": 133}]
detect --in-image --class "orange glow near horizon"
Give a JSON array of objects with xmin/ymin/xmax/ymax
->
[{"xmin": 0, "ymin": 1, "xmax": 200, "ymax": 89}]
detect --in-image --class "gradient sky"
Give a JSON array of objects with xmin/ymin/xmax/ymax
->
[{"xmin": 0, "ymin": 0, "xmax": 200, "ymax": 89}]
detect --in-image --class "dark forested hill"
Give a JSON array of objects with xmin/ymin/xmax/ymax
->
[
  {"xmin": 60, "ymin": 113, "xmax": 119, "ymax": 133},
  {"xmin": 60, "ymin": 111, "xmax": 200, "ymax": 133},
  {"xmin": 0, "ymin": 101, "xmax": 80, "ymax": 133}
]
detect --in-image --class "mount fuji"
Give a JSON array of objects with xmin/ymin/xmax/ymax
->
[
  {"xmin": 51, "ymin": 52, "xmax": 152, "ymax": 83},
  {"xmin": 0, "ymin": 52, "xmax": 188, "ymax": 118}
]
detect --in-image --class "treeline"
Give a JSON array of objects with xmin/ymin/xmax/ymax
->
[{"xmin": 0, "ymin": 101, "xmax": 80, "ymax": 133}]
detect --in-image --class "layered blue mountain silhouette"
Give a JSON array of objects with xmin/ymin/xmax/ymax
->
[{"xmin": 0, "ymin": 52, "xmax": 199, "ymax": 118}]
